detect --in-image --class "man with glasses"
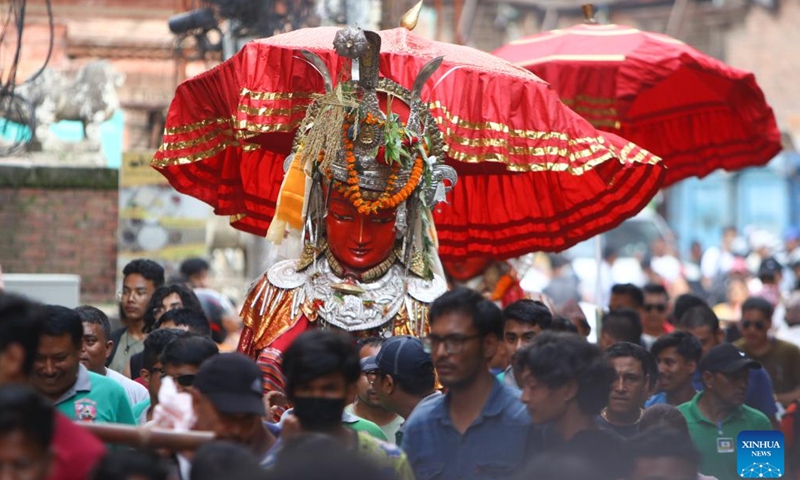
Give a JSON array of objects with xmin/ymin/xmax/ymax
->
[
  {"xmin": 108, "ymin": 259, "xmax": 164, "ymax": 377},
  {"xmin": 402, "ymin": 288, "xmax": 536, "ymax": 480},
  {"xmin": 133, "ymin": 328, "xmax": 185, "ymax": 425},
  {"xmin": 641, "ymin": 284, "xmax": 672, "ymax": 350},
  {"xmin": 678, "ymin": 343, "xmax": 771, "ymax": 479},
  {"xmin": 734, "ymin": 296, "xmax": 800, "ymax": 406},
  {"xmin": 347, "ymin": 337, "xmax": 403, "ymax": 443},
  {"xmin": 162, "ymin": 334, "xmax": 219, "ymax": 393}
]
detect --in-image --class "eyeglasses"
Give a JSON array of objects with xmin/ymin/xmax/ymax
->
[
  {"xmin": 422, "ymin": 334, "xmax": 482, "ymax": 355},
  {"xmin": 364, "ymin": 369, "xmax": 381, "ymax": 385},
  {"xmin": 644, "ymin": 303, "xmax": 667, "ymax": 312},
  {"xmin": 118, "ymin": 289, "xmax": 149, "ymax": 301},
  {"xmin": 149, "ymin": 367, "xmax": 166, "ymax": 378},
  {"xmin": 742, "ymin": 320, "xmax": 766, "ymax": 331},
  {"xmin": 174, "ymin": 374, "xmax": 196, "ymax": 387}
]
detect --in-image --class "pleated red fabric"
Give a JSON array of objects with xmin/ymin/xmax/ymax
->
[
  {"xmin": 493, "ymin": 23, "xmax": 782, "ymax": 187},
  {"xmin": 153, "ymin": 27, "xmax": 666, "ymax": 258}
]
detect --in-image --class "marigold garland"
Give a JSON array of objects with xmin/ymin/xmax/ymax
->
[
  {"xmin": 490, "ymin": 272, "xmax": 518, "ymax": 302},
  {"xmin": 321, "ymin": 112, "xmax": 426, "ymax": 215}
]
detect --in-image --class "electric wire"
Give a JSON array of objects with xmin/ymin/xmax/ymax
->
[{"xmin": 0, "ymin": 0, "xmax": 54, "ymax": 155}]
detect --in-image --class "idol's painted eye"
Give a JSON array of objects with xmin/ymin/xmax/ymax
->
[
  {"xmin": 331, "ymin": 212, "xmax": 354, "ymax": 222},
  {"xmin": 371, "ymin": 216, "xmax": 393, "ymax": 224}
]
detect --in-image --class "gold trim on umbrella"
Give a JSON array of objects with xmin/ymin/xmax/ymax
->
[
  {"xmin": 515, "ymin": 54, "xmax": 627, "ymax": 67},
  {"xmin": 160, "ymin": 129, "xmax": 234, "ymax": 151},
  {"xmin": 164, "ymin": 117, "xmax": 230, "ymax": 136},
  {"xmin": 240, "ymin": 89, "xmax": 317, "ymax": 101}
]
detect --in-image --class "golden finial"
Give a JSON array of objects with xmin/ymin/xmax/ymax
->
[
  {"xmin": 582, "ymin": 4, "xmax": 598, "ymax": 24},
  {"xmin": 401, "ymin": 0, "xmax": 424, "ymax": 31}
]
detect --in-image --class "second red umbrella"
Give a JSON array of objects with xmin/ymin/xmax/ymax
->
[{"xmin": 493, "ymin": 23, "xmax": 782, "ymax": 186}]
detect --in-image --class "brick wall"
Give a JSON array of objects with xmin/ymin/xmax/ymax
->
[
  {"xmin": 0, "ymin": 166, "xmax": 119, "ymax": 303},
  {"xmin": 725, "ymin": 1, "xmax": 800, "ymax": 131}
]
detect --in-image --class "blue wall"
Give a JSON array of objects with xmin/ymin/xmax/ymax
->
[
  {"xmin": 0, "ymin": 110, "xmax": 124, "ymax": 169},
  {"xmin": 668, "ymin": 152, "xmax": 793, "ymax": 257}
]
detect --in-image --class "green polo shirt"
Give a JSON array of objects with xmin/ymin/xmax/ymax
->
[
  {"xmin": 132, "ymin": 398, "xmax": 151, "ymax": 425},
  {"xmin": 55, "ymin": 365, "xmax": 137, "ymax": 425},
  {"xmin": 342, "ymin": 410, "xmax": 389, "ymax": 441},
  {"xmin": 678, "ymin": 391, "xmax": 772, "ymax": 479}
]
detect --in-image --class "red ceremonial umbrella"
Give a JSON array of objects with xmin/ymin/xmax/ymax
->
[
  {"xmin": 492, "ymin": 22, "xmax": 782, "ymax": 186},
  {"xmin": 153, "ymin": 26, "xmax": 666, "ymax": 259}
]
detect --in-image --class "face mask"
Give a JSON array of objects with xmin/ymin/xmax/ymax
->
[{"xmin": 292, "ymin": 397, "xmax": 345, "ymax": 432}]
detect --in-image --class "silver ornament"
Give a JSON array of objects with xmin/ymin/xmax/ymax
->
[{"xmin": 333, "ymin": 27, "xmax": 368, "ymax": 59}]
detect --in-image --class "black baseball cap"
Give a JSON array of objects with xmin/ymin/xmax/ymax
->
[
  {"xmin": 698, "ymin": 343, "xmax": 761, "ymax": 374},
  {"xmin": 375, "ymin": 336, "xmax": 433, "ymax": 380},
  {"xmin": 361, "ymin": 356, "xmax": 379, "ymax": 372},
  {"xmin": 194, "ymin": 353, "xmax": 265, "ymax": 416},
  {"xmin": 758, "ymin": 257, "xmax": 783, "ymax": 277}
]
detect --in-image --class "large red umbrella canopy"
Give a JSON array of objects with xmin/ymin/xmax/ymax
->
[
  {"xmin": 153, "ymin": 26, "xmax": 666, "ymax": 259},
  {"xmin": 493, "ymin": 23, "xmax": 782, "ymax": 187}
]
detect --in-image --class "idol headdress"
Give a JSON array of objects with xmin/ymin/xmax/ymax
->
[{"xmin": 267, "ymin": 24, "xmax": 457, "ymax": 280}]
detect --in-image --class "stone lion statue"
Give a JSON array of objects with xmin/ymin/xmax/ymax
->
[{"xmin": 7, "ymin": 60, "xmax": 124, "ymax": 152}]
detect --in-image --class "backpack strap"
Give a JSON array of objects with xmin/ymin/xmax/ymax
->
[{"xmin": 106, "ymin": 327, "xmax": 126, "ymax": 367}]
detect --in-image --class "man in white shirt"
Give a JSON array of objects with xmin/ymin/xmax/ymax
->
[
  {"xmin": 700, "ymin": 227, "xmax": 737, "ymax": 291},
  {"xmin": 75, "ymin": 305, "xmax": 149, "ymax": 407},
  {"xmin": 777, "ymin": 292, "xmax": 800, "ymax": 347}
]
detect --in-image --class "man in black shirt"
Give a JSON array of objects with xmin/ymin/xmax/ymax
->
[{"xmin": 597, "ymin": 342, "xmax": 656, "ymax": 437}]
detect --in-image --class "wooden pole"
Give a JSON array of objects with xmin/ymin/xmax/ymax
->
[{"xmin": 76, "ymin": 423, "xmax": 215, "ymax": 451}]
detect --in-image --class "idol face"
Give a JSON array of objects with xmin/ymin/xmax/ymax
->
[
  {"xmin": 326, "ymin": 188, "xmax": 397, "ymax": 273},
  {"xmin": 442, "ymin": 257, "xmax": 493, "ymax": 282}
]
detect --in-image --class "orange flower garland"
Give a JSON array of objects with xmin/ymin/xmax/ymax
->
[
  {"xmin": 325, "ymin": 112, "xmax": 426, "ymax": 215},
  {"xmin": 490, "ymin": 272, "xmax": 518, "ymax": 302}
]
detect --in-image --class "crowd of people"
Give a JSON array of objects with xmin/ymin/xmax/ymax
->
[{"xmin": 1, "ymin": 254, "xmax": 799, "ymax": 480}]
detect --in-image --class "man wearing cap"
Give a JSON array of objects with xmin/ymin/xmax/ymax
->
[
  {"xmin": 190, "ymin": 353, "xmax": 281, "ymax": 468},
  {"xmin": 678, "ymin": 343, "xmax": 772, "ymax": 479},
  {"xmin": 370, "ymin": 335, "xmax": 441, "ymax": 445},
  {"xmin": 678, "ymin": 305, "xmax": 779, "ymax": 425},
  {"xmin": 346, "ymin": 338, "xmax": 404, "ymax": 442}
]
